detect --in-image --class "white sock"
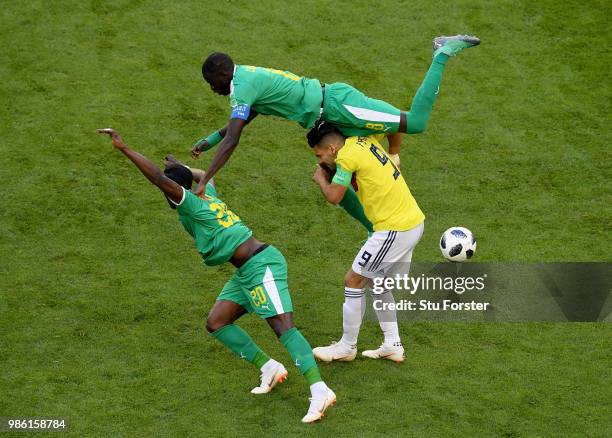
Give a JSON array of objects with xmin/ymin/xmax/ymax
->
[
  {"xmin": 373, "ymin": 290, "xmax": 401, "ymax": 344},
  {"xmin": 260, "ymin": 358, "xmax": 279, "ymax": 373},
  {"xmin": 310, "ymin": 381, "xmax": 329, "ymax": 399},
  {"xmin": 340, "ymin": 287, "xmax": 365, "ymax": 346}
]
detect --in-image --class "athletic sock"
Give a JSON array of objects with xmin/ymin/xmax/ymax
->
[
  {"xmin": 260, "ymin": 358, "xmax": 280, "ymax": 373},
  {"xmin": 254, "ymin": 352, "xmax": 272, "ymax": 369},
  {"xmin": 373, "ymin": 290, "xmax": 401, "ymax": 344},
  {"xmin": 340, "ymin": 287, "xmax": 365, "ymax": 346},
  {"xmin": 280, "ymin": 327, "xmax": 319, "ymax": 381},
  {"xmin": 405, "ymin": 55, "xmax": 449, "ymax": 134},
  {"xmin": 339, "ymin": 188, "xmax": 374, "ymax": 233},
  {"xmin": 310, "ymin": 381, "xmax": 329, "ymax": 399},
  {"xmin": 211, "ymin": 324, "xmax": 269, "ymax": 366},
  {"xmin": 304, "ymin": 366, "xmax": 322, "ymax": 385}
]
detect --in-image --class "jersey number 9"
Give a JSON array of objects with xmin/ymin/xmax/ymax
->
[{"xmin": 370, "ymin": 144, "xmax": 400, "ymax": 180}]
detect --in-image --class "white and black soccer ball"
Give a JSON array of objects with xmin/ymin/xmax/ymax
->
[{"xmin": 439, "ymin": 227, "xmax": 477, "ymax": 262}]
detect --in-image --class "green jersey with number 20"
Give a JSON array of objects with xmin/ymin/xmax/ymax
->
[
  {"xmin": 229, "ymin": 65, "xmax": 322, "ymax": 128},
  {"xmin": 174, "ymin": 184, "xmax": 252, "ymax": 266}
]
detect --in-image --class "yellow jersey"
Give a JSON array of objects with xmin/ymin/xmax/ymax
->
[{"xmin": 334, "ymin": 135, "xmax": 425, "ymax": 231}]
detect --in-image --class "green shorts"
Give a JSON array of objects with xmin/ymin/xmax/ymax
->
[
  {"xmin": 322, "ymin": 82, "xmax": 402, "ymax": 136},
  {"xmin": 218, "ymin": 245, "xmax": 293, "ymax": 319}
]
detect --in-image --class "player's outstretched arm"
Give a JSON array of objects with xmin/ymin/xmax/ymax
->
[
  {"xmin": 191, "ymin": 110, "xmax": 258, "ymax": 158},
  {"xmin": 191, "ymin": 125, "xmax": 228, "ymax": 158},
  {"xmin": 192, "ymin": 117, "xmax": 248, "ymax": 195},
  {"xmin": 312, "ymin": 165, "xmax": 347, "ymax": 205},
  {"xmin": 97, "ymin": 128, "xmax": 183, "ymax": 204}
]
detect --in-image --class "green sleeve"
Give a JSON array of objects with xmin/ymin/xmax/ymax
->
[
  {"xmin": 231, "ymin": 83, "xmax": 258, "ymax": 106},
  {"xmin": 176, "ymin": 188, "xmax": 203, "ymax": 216},
  {"xmin": 331, "ymin": 164, "xmax": 353, "ymax": 187}
]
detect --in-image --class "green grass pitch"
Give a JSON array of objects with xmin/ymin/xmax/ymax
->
[{"xmin": 1, "ymin": 0, "xmax": 610, "ymax": 436}]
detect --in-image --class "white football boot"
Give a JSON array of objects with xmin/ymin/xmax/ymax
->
[
  {"xmin": 250, "ymin": 360, "xmax": 288, "ymax": 394},
  {"xmin": 361, "ymin": 342, "xmax": 405, "ymax": 363},
  {"xmin": 313, "ymin": 341, "xmax": 357, "ymax": 362},
  {"xmin": 301, "ymin": 387, "xmax": 337, "ymax": 423}
]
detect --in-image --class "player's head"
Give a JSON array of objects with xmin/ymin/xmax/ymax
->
[
  {"xmin": 202, "ymin": 52, "xmax": 234, "ymax": 96},
  {"xmin": 307, "ymin": 120, "xmax": 346, "ymax": 168},
  {"xmin": 163, "ymin": 164, "xmax": 193, "ymax": 209}
]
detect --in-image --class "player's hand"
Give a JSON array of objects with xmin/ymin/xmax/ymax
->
[
  {"xmin": 389, "ymin": 153, "xmax": 400, "ymax": 166},
  {"xmin": 312, "ymin": 165, "xmax": 329, "ymax": 185},
  {"xmin": 193, "ymin": 180, "xmax": 206, "ymax": 197},
  {"xmin": 318, "ymin": 162, "xmax": 335, "ymax": 182},
  {"xmin": 97, "ymin": 128, "xmax": 126, "ymax": 149},
  {"xmin": 164, "ymin": 154, "xmax": 184, "ymax": 169},
  {"xmin": 191, "ymin": 138, "xmax": 209, "ymax": 159}
]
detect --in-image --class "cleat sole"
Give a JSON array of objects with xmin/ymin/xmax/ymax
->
[{"xmin": 275, "ymin": 372, "xmax": 288, "ymax": 386}]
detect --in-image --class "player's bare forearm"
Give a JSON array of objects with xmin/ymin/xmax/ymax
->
[
  {"xmin": 195, "ymin": 137, "xmax": 239, "ymax": 194},
  {"xmin": 206, "ymin": 111, "xmax": 256, "ymax": 149},
  {"xmin": 189, "ymin": 167, "xmax": 215, "ymax": 189},
  {"xmin": 121, "ymin": 147, "xmax": 167, "ymax": 186},
  {"xmin": 386, "ymin": 134, "xmax": 402, "ymax": 166},
  {"xmin": 192, "ymin": 111, "xmax": 258, "ymax": 158},
  {"xmin": 121, "ymin": 148, "xmax": 189, "ymax": 203},
  {"xmin": 194, "ymin": 117, "xmax": 247, "ymax": 194},
  {"xmin": 313, "ymin": 167, "xmax": 346, "ymax": 204},
  {"xmin": 387, "ymin": 133, "xmax": 402, "ymax": 155},
  {"xmin": 122, "ymin": 148, "xmax": 183, "ymax": 203},
  {"xmin": 319, "ymin": 182, "xmax": 346, "ymax": 205},
  {"xmin": 97, "ymin": 128, "xmax": 182, "ymax": 203},
  {"xmin": 218, "ymin": 125, "xmax": 228, "ymax": 138},
  {"xmin": 187, "ymin": 167, "xmax": 206, "ymax": 183}
]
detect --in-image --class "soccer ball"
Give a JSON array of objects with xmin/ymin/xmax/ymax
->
[{"xmin": 439, "ymin": 227, "xmax": 477, "ymax": 262}]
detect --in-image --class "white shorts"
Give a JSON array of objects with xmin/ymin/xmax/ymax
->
[{"xmin": 352, "ymin": 222, "xmax": 424, "ymax": 279}]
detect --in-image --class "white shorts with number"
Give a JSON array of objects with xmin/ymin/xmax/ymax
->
[{"xmin": 352, "ymin": 222, "xmax": 424, "ymax": 279}]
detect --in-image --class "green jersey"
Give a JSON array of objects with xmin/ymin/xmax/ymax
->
[
  {"xmin": 229, "ymin": 65, "xmax": 322, "ymax": 128},
  {"xmin": 175, "ymin": 184, "xmax": 252, "ymax": 266}
]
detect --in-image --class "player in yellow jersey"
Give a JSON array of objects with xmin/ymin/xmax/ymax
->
[{"xmin": 307, "ymin": 121, "xmax": 425, "ymax": 362}]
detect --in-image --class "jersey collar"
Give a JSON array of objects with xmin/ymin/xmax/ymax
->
[{"xmin": 230, "ymin": 65, "xmax": 237, "ymax": 96}]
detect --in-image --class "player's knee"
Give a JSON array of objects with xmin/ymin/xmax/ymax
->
[
  {"xmin": 266, "ymin": 313, "xmax": 294, "ymax": 338},
  {"xmin": 344, "ymin": 269, "xmax": 366, "ymax": 289},
  {"xmin": 205, "ymin": 317, "xmax": 227, "ymax": 333}
]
